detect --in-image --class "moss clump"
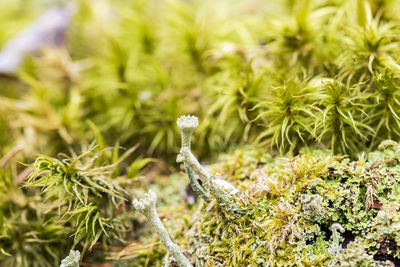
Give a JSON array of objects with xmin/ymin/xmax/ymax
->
[
  {"xmin": 0, "ymin": 142, "xmax": 172, "ymax": 266},
  {"xmin": 178, "ymin": 144, "xmax": 400, "ymax": 266}
]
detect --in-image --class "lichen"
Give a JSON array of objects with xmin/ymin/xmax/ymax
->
[
  {"xmin": 132, "ymin": 190, "xmax": 192, "ymax": 267},
  {"xmin": 60, "ymin": 250, "xmax": 80, "ymax": 267}
]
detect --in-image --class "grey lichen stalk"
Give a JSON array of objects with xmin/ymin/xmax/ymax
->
[
  {"xmin": 177, "ymin": 115, "xmax": 244, "ymax": 217},
  {"xmin": 132, "ymin": 190, "xmax": 192, "ymax": 267},
  {"xmin": 177, "ymin": 115, "xmax": 211, "ymax": 203}
]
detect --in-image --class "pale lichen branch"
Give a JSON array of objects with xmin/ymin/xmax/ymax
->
[
  {"xmin": 178, "ymin": 147, "xmax": 244, "ymax": 217},
  {"xmin": 177, "ymin": 115, "xmax": 211, "ymax": 203},
  {"xmin": 132, "ymin": 190, "xmax": 192, "ymax": 267}
]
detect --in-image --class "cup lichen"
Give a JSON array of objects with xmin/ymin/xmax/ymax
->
[
  {"xmin": 177, "ymin": 115, "xmax": 211, "ymax": 203},
  {"xmin": 177, "ymin": 115, "xmax": 244, "ymax": 217}
]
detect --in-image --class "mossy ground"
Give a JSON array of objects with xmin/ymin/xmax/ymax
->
[
  {"xmin": 1, "ymin": 0, "xmax": 400, "ymax": 266},
  {"xmin": 174, "ymin": 145, "xmax": 400, "ymax": 266}
]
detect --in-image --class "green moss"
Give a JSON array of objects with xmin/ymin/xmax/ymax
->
[
  {"xmin": 2, "ymin": 0, "xmax": 400, "ymax": 265},
  {"xmin": 178, "ymin": 144, "xmax": 400, "ymax": 266}
]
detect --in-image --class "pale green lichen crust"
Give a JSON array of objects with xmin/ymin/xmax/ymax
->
[{"xmin": 60, "ymin": 250, "xmax": 80, "ymax": 267}]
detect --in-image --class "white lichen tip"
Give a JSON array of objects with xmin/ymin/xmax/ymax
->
[
  {"xmin": 177, "ymin": 115, "xmax": 198, "ymax": 132},
  {"xmin": 60, "ymin": 250, "xmax": 80, "ymax": 267},
  {"xmin": 332, "ymin": 223, "xmax": 345, "ymax": 234},
  {"xmin": 132, "ymin": 190, "xmax": 157, "ymax": 211}
]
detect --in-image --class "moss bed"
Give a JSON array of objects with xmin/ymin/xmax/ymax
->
[{"xmin": 175, "ymin": 144, "xmax": 400, "ymax": 266}]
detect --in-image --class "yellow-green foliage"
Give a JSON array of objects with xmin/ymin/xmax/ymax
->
[
  {"xmin": 0, "ymin": 151, "xmax": 68, "ymax": 266},
  {"xmin": 2, "ymin": 0, "xmax": 400, "ymax": 266},
  {"xmin": 0, "ymin": 143, "xmax": 165, "ymax": 266},
  {"xmin": 3, "ymin": 0, "xmax": 400, "ymax": 161}
]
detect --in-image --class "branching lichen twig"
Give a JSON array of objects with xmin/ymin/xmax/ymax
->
[
  {"xmin": 178, "ymin": 146, "xmax": 244, "ymax": 217},
  {"xmin": 176, "ymin": 115, "xmax": 244, "ymax": 217},
  {"xmin": 177, "ymin": 115, "xmax": 211, "ymax": 202},
  {"xmin": 132, "ymin": 190, "xmax": 192, "ymax": 267}
]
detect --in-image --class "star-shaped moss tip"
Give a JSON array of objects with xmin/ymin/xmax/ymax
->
[{"xmin": 177, "ymin": 115, "xmax": 198, "ymax": 132}]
